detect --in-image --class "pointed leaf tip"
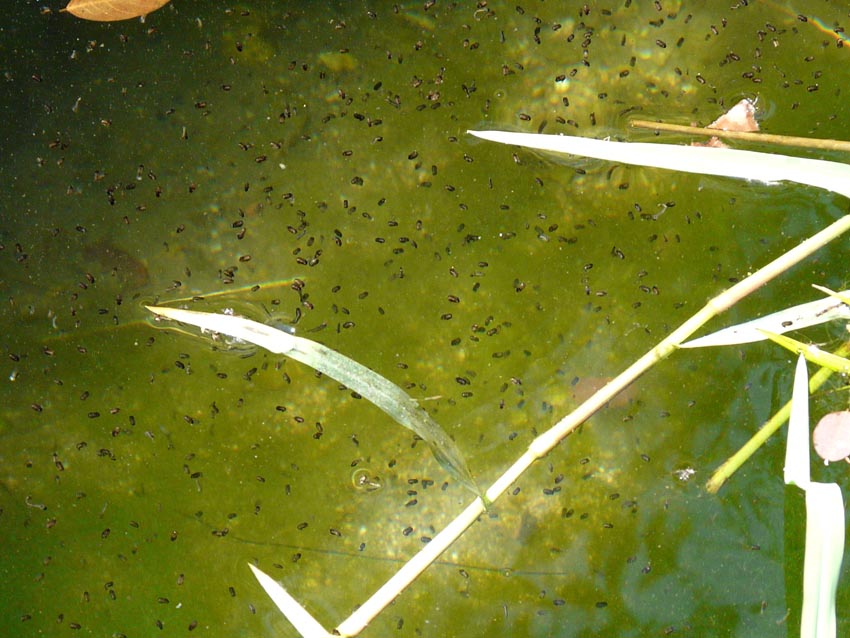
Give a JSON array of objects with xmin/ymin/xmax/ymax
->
[
  {"xmin": 785, "ymin": 354, "xmax": 811, "ymax": 488},
  {"xmin": 249, "ymin": 563, "xmax": 331, "ymax": 638}
]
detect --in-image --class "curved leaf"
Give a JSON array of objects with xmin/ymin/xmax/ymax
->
[
  {"xmin": 146, "ymin": 305, "xmax": 483, "ymax": 499},
  {"xmin": 63, "ymin": 0, "xmax": 170, "ymax": 22}
]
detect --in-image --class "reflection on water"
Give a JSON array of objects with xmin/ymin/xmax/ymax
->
[{"xmin": 1, "ymin": 1, "xmax": 849, "ymax": 636}]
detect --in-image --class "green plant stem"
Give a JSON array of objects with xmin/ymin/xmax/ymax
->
[{"xmin": 707, "ymin": 339, "xmax": 850, "ymax": 494}]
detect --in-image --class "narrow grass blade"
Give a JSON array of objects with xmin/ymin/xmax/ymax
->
[
  {"xmin": 146, "ymin": 305, "xmax": 299, "ymax": 353},
  {"xmin": 781, "ymin": 355, "xmax": 844, "ymax": 638},
  {"xmin": 681, "ymin": 291, "xmax": 850, "ymax": 348},
  {"xmin": 785, "ymin": 354, "xmax": 811, "ymax": 489},
  {"xmin": 467, "ymin": 130, "xmax": 850, "ymax": 198},
  {"xmin": 146, "ymin": 305, "xmax": 482, "ymax": 497},
  {"xmin": 248, "ymin": 563, "xmax": 332, "ymax": 638},
  {"xmin": 760, "ymin": 330, "xmax": 850, "ymax": 374},
  {"xmin": 812, "ymin": 284, "xmax": 850, "ymax": 307},
  {"xmin": 801, "ymin": 482, "xmax": 844, "ymax": 638}
]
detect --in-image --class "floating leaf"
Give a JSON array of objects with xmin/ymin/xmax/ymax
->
[
  {"xmin": 62, "ymin": 0, "xmax": 170, "ymax": 22},
  {"xmin": 692, "ymin": 98, "xmax": 759, "ymax": 149},
  {"xmin": 467, "ymin": 130, "xmax": 850, "ymax": 198},
  {"xmin": 707, "ymin": 98, "xmax": 759, "ymax": 133},
  {"xmin": 680, "ymin": 289, "xmax": 850, "ymax": 348},
  {"xmin": 146, "ymin": 305, "xmax": 483, "ymax": 498}
]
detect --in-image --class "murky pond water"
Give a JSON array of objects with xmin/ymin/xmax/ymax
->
[{"xmin": 2, "ymin": 1, "xmax": 850, "ymax": 636}]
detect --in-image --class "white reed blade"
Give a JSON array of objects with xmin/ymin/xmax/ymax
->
[
  {"xmin": 801, "ymin": 483, "xmax": 844, "ymax": 638},
  {"xmin": 680, "ymin": 290, "xmax": 850, "ymax": 348},
  {"xmin": 467, "ymin": 130, "xmax": 850, "ymax": 198},
  {"xmin": 248, "ymin": 564, "xmax": 332, "ymax": 638},
  {"xmin": 146, "ymin": 305, "xmax": 481, "ymax": 496},
  {"xmin": 785, "ymin": 354, "xmax": 811, "ymax": 489},
  {"xmin": 146, "ymin": 305, "xmax": 298, "ymax": 354}
]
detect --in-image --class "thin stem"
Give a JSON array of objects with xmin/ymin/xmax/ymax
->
[{"xmin": 630, "ymin": 119, "xmax": 850, "ymax": 153}]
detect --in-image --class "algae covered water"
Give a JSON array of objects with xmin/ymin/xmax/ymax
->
[{"xmin": 2, "ymin": 2, "xmax": 850, "ymax": 636}]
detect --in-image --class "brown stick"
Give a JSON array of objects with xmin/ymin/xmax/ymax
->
[{"xmin": 630, "ymin": 118, "xmax": 850, "ymax": 153}]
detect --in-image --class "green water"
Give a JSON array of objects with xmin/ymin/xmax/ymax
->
[{"xmin": 2, "ymin": 1, "xmax": 849, "ymax": 636}]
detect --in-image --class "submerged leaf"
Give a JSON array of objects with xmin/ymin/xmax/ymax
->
[
  {"xmin": 63, "ymin": 0, "xmax": 170, "ymax": 22},
  {"xmin": 680, "ymin": 289, "xmax": 850, "ymax": 348},
  {"xmin": 146, "ymin": 305, "xmax": 482, "ymax": 498}
]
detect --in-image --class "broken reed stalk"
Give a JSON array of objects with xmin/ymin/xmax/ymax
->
[
  {"xmin": 630, "ymin": 118, "xmax": 850, "ymax": 153},
  {"xmin": 706, "ymin": 339, "xmax": 850, "ymax": 494},
  {"xmin": 332, "ymin": 212, "xmax": 850, "ymax": 637}
]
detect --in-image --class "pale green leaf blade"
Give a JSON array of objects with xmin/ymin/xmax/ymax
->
[
  {"xmin": 760, "ymin": 331, "xmax": 850, "ymax": 374},
  {"xmin": 785, "ymin": 354, "xmax": 811, "ymax": 488},
  {"xmin": 680, "ymin": 291, "xmax": 850, "ymax": 348},
  {"xmin": 801, "ymin": 482, "xmax": 844, "ymax": 638},
  {"xmin": 812, "ymin": 284, "xmax": 850, "ymax": 307}
]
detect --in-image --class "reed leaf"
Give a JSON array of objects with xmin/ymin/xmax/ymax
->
[
  {"xmin": 760, "ymin": 330, "xmax": 850, "ymax": 374},
  {"xmin": 145, "ymin": 305, "xmax": 482, "ymax": 498},
  {"xmin": 681, "ymin": 290, "xmax": 850, "ymax": 348},
  {"xmin": 467, "ymin": 130, "xmax": 850, "ymax": 199}
]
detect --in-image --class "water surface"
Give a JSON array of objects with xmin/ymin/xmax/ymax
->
[{"xmin": 2, "ymin": 2, "xmax": 849, "ymax": 636}]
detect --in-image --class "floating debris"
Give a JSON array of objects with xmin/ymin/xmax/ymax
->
[
  {"xmin": 691, "ymin": 98, "xmax": 758, "ymax": 148},
  {"xmin": 813, "ymin": 411, "xmax": 850, "ymax": 464}
]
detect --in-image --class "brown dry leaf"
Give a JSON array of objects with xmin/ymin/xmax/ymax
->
[
  {"xmin": 62, "ymin": 0, "xmax": 171, "ymax": 22},
  {"xmin": 692, "ymin": 98, "xmax": 759, "ymax": 148}
]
